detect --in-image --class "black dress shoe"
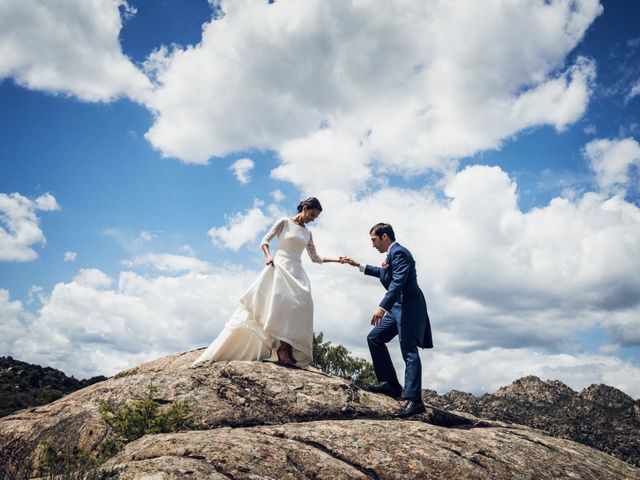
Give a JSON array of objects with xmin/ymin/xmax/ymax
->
[
  {"xmin": 366, "ymin": 382, "xmax": 403, "ymax": 398},
  {"xmin": 396, "ymin": 400, "xmax": 426, "ymax": 418}
]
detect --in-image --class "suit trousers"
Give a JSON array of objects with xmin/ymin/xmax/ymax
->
[{"xmin": 367, "ymin": 312, "xmax": 422, "ymax": 401}]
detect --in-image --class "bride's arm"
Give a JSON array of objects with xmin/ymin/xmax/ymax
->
[
  {"xmin": 261, "ymin": 243, "xmax": 274, "ymax": 266},
  {"xmin": 321, "ymin": 257, "xmax": 343, "ymax": 263},
  {"xmin": 306, "ymin": 232, "xmax": 342, "ymax": 264},
  {"xmin": 261, "ymin": 218, "xmax": 285, "ymax": 266}
]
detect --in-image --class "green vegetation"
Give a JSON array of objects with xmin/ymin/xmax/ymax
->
[
  {"xmin": 0, "ymin": 356, "xmax": 106, "ymax": 418},
  {"xmin": 313, "ymin": 332, "xmax": 376, "ymax": 386},
  {"xmin": 34, "ymin": 441, "xmax": 103, "ymax": 480},
  {"xmin": 96, "ymin": 383, "xmax": 193, "ymax": 457},
  {"xmin": 32, "ymin": 383, "xmax": 193, "ymax": 479}
]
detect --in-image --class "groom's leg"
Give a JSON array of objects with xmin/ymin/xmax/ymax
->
[
  {"xmin": 399, "ymin": 331, "xmax": 422, "ymax": 401},
  {"xmin": 367, "ymin": 314, "xmax": 400, "ymax": 386}
]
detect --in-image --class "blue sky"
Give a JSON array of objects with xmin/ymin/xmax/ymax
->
[{"xmin": 1, "ymin": 0, "xmax": 639, "ymax": 397}]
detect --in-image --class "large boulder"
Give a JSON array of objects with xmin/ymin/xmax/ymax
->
[
  {"xmin": 1, "ymin": 350, "xmax": 638, "ymax": 479},
  {"xmin": 103, "ymin": 420, "xmax": 640, "ymax": 479}
]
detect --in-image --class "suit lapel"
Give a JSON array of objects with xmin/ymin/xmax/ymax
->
[
  {"xmin": 381, "ymin": 243, "xmax": 398, "ymax": 288},
  {"xmin": 386, "ymin": 242, "xmax": 399, "ymax": 263}
]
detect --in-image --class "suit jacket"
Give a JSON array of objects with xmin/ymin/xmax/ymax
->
[{"xmin": 364, "ymin": 242, "xmax": 433, "ymax": 349}]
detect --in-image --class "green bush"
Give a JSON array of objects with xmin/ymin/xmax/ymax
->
[
  {"xmin": 97, "ymin": 383, "xmax": 193, "ymax": 457},
  {"xmin": 34, "ymin": 383, "xmax": 193, "ymax": 478},
  {"xmin": 34, "ymin": 441, "xmax": 102, "ymax": 480},
  {"xmin": 313, "ymin": 332, "xmax": 376, "ymax": 386}
]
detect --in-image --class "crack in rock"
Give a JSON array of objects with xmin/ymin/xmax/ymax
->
[{"xmin": 263, "ymin": 431, "xmax": 380, "ymax": 480}]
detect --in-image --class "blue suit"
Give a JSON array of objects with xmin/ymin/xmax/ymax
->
[{"xmin": 365, "ymin": 242, "xmax": 432, "ymax": 401}]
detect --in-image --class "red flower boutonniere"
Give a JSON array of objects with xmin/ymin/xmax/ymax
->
[{"xmin": 381, "ymin": 261, "xmax": 390, "ymax": 269}]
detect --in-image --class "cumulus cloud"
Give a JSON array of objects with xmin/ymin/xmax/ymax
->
[
  {"xmin": 3, "ymin": 249, "xmax": 640, "ymax": 398},
  {"xmin": 208, "ymin": 201, "xmax": 283, "ymax": 251},
  {"xmin": 0, "ymin": 289, "xmax": 27, "ymax": 349},
  {"xmin": 73, "ymin": 268, "xmax": 114, "ymax": 290},
  {"xmin": 0, "ymin": 0, "xmax": 151, "ymax": 102},
  {"xmin": 2, "ymin": 164, "xmax": 639, "ymax": 393},
  {"xmin": 64, "ymin": 251, "xmax": 78, "ymax": 262},
  {"xmin": 0, "ymin": 192, "xmax": 60, "ymax": 261},
  {"xmin": 230, "ymin": 158, "xmax": 254, "ymax": 184},
  {"xmin": 303, "ymin": 164, "xmax": 640, "ymax": 359},
  {"xmin": 33, "ymin": 193, "xmax": 60, "ymax": 211},
  {"xmin": 584, "ymin": 137, "xmax": 640, "ymax": 195},
  {"xmin": 273, "ymin": 129, "xmax": 373, "ymax": 192},
  {"xmin": 1, "ymin": 266, "xmax": 257, "ymax": 378},
  {"xmin": 143, "ymin": 0, "xmax": 601, "ymax": 186}
]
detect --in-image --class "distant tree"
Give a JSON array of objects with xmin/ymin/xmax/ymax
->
[
  {"xmin": 0, "ymin": 356, "xmax": 106, "ymax": 418},
  {"xmin": 312, "ymin": 332, "xmax": 376, "ymax": 386}
]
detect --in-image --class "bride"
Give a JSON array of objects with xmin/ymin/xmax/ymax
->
[{"xmin": 193, "ymin": 197, "xmax": 342, "ymax": 367}]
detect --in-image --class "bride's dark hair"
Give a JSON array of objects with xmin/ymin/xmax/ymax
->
[{"xmin": 297, "ymin": 197, "xmax": 323, "ymax": 212}]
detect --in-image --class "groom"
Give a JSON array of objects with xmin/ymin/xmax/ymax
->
[{"xmin": 343, "ymin": 223, "xmax": 433, "ymax": 418}]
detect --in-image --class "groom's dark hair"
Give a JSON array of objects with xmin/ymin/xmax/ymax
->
[{"xmin": 370, "ymin": 223, "xmax": 395, "ymax": 241}]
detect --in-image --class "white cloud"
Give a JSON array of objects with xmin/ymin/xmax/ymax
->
[
  {"xmin": 73, "ymin": 268, "xmax": 113, "ymax": 290},
  {"xmin": 137, "ymin": 231, "xmax": 156, "ymax": 243},
  {"xmin": 422, "ymin": 348, "xmax": 640, "ymax": 397},
  {"xmin": 584, "ymin": 137, "xmax": 640, "ymax": 194},
  {"xmin": 121, "ymin": 253, "xmax": 212, "ymax": 273},
  {"xmin": 303, "ymin": 164, "xmax": 640, "ymax": 358},
  {"xmin": 33, "ymin": 192, "xmax": 60, "ymax": 211},
  {"xmin": 3, "ymin": 164, "xmax": 639, "ymax": 393},
  {"xmin": 0, "ymin": 0, "xmax": 151, "ymax": 102},
  {"xmin": 1, "ymin": 266, "xmax": 257, "ymax": 378},
  {"xmin": 627, "ymin": 80, "xmax": 640, "ymax": 101},
  {"xmin": 27, "ymin": 285, "xmax": 46, "ymax": 305},
  {"xmin": 64, "ymin": 251, "xmax": 78, "ymax": 262},
  {"xmin": 270, "ymin": 190, "xmax": 285, "ymax": 203},
  {"xmin": 230, "ymin": 158, "xmax": 254, "ymax": 184},
  {"xmin": 0, "ymin": 192, "xmax": 60, "ymax": 262},
  {"xmin": 208, "ymin": 204, "xmax": 275, "ymax": 251},
  {"xmin": 0, "ymin": 289, "xmax": 27, "ymax": 348},
  {"xmin": 273, "ymin": 129, "xmax": 373, "ymax": 192},
  {"xmin": 143, "ymin": 0, "xmax": 601, "ymax": 189},
  {"xmin": 3, "ymin": 254, "xmax": 640, "ymax": 398}
]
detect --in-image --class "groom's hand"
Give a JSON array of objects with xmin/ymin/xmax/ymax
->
[{"xmin": 371, "ymin": 307, "xmax": 386, "ymax": 326}]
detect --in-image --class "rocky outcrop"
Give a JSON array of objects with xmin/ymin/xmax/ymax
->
[
  {"xmin": 103, "ymin": 420, "xmax": 639, "ymax": 480},
  {"xmin": 423, "ymin": 375, "xmax": 640, "ymax": 467},
  {"xmin": 1, "ymin": 352, "xmax": 638, "ymax": 479}
]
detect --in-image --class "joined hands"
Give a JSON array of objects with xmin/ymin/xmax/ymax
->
[{"xmin": 339, "ymin": 256, "xmax": 360, "ymax": 267}]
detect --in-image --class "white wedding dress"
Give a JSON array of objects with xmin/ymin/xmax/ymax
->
[{"xmin": 193, "ymin": 217, "xmax": 324, "ymax": 367}]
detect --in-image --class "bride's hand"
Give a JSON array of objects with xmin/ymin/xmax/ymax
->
[{"xmin": 265, "ymin": 256, "xmax": 274, "ymax": 267}]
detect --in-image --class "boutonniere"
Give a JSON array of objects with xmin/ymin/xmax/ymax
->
[{"xmin": 381, "ymin": 261, "xmax": 390, "ymax": 269}]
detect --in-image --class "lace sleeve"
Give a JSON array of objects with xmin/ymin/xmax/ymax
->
[
  {"xmin": 306, "ymin": 231, "xmax": 324, "ymax": 264},
  {"xmin": 261, "ymin": 218, "xmax": 286, "ymax": 246}
]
